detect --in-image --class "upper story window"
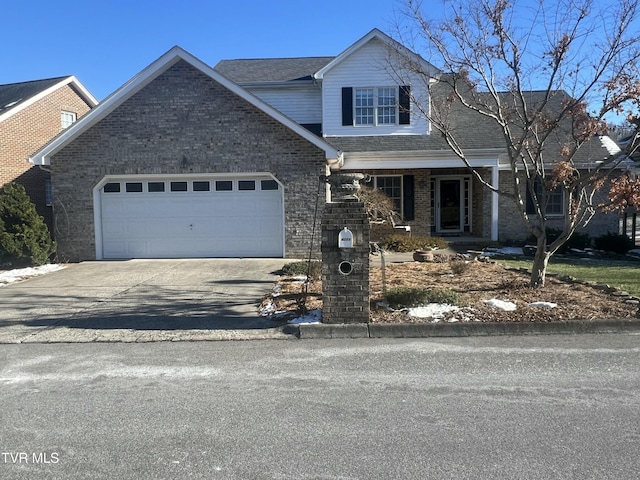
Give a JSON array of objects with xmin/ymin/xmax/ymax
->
[
  {"xmin": 343, "ymin": 86, "xmax": 410, "ymax": 127},
  {"xmin": 61, "ymin": 111, "xmax": 77, "ymax": 129},
  {"xmin": 376, "ymin": 88, "xmax": 397, "ymax": 125}
]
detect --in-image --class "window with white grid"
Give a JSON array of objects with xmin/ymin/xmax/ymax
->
[{"xmin": 354, "ymin": 88, "xmax": 374, "ymax": 125}]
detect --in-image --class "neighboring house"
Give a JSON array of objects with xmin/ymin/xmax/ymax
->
[
  {"xmin": 29, "ymin": 30, "xmax": 624, "ymax": 262},
  {"xmin": 216, "ymin": 28, "xmax": 622, "ymax": 243},
  {"xmin": 0, "ymin": 76, "xmax": 97, "ymax": 229},
  {"xmin": 29, "ymin": 48, "xmax": 339, "ymax": 261}
]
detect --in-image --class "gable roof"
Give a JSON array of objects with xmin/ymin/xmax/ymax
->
[
  {"xmin": 214, "ymin": 29, "xmax": 440, "ymax": 86},
  {"xmin": 314, "ymin": 28, "xmax": 440, "ymax": 80},
  {"xmin": 29, "ymin": 46, "xmax": 340, "ymax": 166},
  {"xmin": 215, "ymin": 57, "xmax": 333, "ymax": 84},
  {"xmin": 0, "ymin": 76, "xmax": 97, "ymax": 122}
]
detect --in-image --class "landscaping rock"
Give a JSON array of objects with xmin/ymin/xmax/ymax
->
[{"xmin": 413, "ymin": 250, "xmax": 434, "ymax": 262}]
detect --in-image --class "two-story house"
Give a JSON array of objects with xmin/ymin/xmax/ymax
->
[
  {"xmin": 0, "ymin": 76, "xmax": 97, "ymax": 229},
  {"xmin": 28, "ymin": 30, "xmax": 621, "ymax": 261},
  {"xmin": 216, "ymin": 28, "xmax": 621, "ymax": 243}
]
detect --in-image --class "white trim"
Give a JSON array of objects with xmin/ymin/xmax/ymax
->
[
  {"xmin": 93, "ymin": 172, "xmax": 285, "ymax": 260},
  {"xmin": 491, "ymin": 166, "xmax": 499, "ymax": 241},
  {"xmin": 0, "ymin": 76, "xmax": 97, "ymax": 123},
  {"xmin": 342, "ymin": 150, "xmax": 504, "ymax": 170},
  {"xmin": 30, "ymin": 47, "xmax": 340, "ymax": 166}
]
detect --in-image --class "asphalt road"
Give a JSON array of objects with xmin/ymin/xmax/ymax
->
[{"xmin": 1, "ymin": 335, "xmax": 639, "ymax": 479}]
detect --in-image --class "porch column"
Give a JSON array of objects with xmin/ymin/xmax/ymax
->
[{"xmin": 491, "ymin": 166, "xmax": 499, "ymax": 241}]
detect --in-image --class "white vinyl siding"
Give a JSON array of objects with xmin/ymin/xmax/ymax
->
[
  {"xmin": 322, "ymin": 37, "xmax": 430, "ymax": 136},
  {"xmin": 246, "ymin": 86, "xmax": 322, "ymax": 125}
]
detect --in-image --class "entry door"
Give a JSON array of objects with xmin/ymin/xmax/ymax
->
[{"xmin": 438, "ymin": 179, "xmax": 463, "ymax": 232}]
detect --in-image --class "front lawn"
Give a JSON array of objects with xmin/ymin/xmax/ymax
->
[{"xmin": 499, "ymin": 257, "xmax": 640, "ymax": 297}]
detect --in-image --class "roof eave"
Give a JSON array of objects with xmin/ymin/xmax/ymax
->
[{"xmin": 0, "ymin": 76, "xmax": 97, "ymax": 124}]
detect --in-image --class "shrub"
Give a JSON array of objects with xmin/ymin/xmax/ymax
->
[
  {"xmin": 0, "ymin": 183, "xmax": 56, "ymax": 267},
  {"xmin": 385, "ymin": 287, "xmax": 459, "ymax": 309},
  {"xmin": 526, "ymin": 228, "xmax": 591, "ymax": 253},
  {"xmin": 450, "ymin": 260, "xmax": 471, "ymax": 275},
  {"xmin": 594, "ymin": 232, "xmax": 635, "ymax": 254},
  {"xmin": 381, "ymin": 234, "xmax": 449, "ymax": 252},
  {"xmin": 281, "ymin": 260, "xmax": 322, "ymax": 279}
]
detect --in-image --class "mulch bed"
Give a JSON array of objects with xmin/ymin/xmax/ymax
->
[{"xmin": 261, "ymin": 259, "xmax": 639, "ymax": 323}]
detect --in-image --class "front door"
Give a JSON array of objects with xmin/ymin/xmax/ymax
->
[{"xmin": 437, "ymin": 178, "xmax": 464, "ymax": 233}]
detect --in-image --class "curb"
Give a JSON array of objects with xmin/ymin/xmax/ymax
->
[{"xmin": 297, "ymin": 318, "xmax": 640, "ymax": 339}]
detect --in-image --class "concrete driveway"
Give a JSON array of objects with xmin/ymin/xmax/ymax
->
[{"xmin": 0, "ymin": 258, "xmax": 293, "ymax": 343}]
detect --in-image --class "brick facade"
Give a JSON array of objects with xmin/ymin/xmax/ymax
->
[
  {"xmin": 0, "ymin": 83, "xmax": 92, "ymax": 229},
  {"xmin": 321, "ymin": 200, "xmax": 370, "ymax": 323},
  {"xmin": 497, "ymin": 171, "xmax": 620, "ymax": 243},
  {"xmin": 49, "ymin": 61, "xmax": 328, "ymax": 261}
]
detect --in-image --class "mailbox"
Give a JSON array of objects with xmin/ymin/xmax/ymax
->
[{"xmin": 338, "ymin": 227, "xmax": 354, "ymax": 248}]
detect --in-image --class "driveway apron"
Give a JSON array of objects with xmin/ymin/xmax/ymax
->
[{"xmin": 0, "ymin": 259, "xmax": 290, "ymax": 343}]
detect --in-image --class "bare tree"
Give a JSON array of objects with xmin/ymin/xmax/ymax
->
[{"xmin": 390, "ymin": 0, "xmax": 640, "ymax": 287}]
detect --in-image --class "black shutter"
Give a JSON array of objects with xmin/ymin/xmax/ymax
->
[
  {"xmin": 399, "ymin": 85, "xmax": 411, "ymax": 125},
  {"xmin": 342, "ymin": 87, "xmax": 353, "ymax": 126},
  {"xmin": 403, "ymin": 175, "xmax": 415, "ymax": 221}
]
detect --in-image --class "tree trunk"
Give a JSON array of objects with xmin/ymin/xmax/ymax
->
[{"xmin": 530, "ymin": 234, "xmax": 550, "ymax": 288}]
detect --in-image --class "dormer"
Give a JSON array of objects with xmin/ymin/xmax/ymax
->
[{"xmin": 315, "ymin": 29, "xmax": 439, "ymax": 137}]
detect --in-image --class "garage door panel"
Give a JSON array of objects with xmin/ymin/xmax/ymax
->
[{"xmin": 100, "ymin": 177, "xmax": 284, "ymax": 258}]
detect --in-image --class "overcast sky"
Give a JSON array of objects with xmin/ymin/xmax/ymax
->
[{"xmin": 2, "ymin": 0, "xmax": 405, "ymax": 100}]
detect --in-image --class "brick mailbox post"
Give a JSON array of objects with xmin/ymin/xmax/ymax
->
[{"xmin": 321, "ymin": 173, "xmax": 370, "ymax": 324}]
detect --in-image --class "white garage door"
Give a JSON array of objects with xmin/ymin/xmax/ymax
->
[{"xmin": 98, "ymin": 176, "xmax": 284, "ymax": 258}]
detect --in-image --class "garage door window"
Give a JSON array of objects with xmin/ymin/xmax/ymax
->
[
  {"xmin": 126, "ymin": 182, "xmax": 143, "ymax": 193},
  {"xmin": 238, "ymin": 180, "xmax": 256, "ymax": 191},
  {"xmin": 216, "ymin": 181, "xmax": 233, "ymax": 191},
  {"xmin": 170, "ymin": 181, "xmax": 188, "ymax": 192},
  {"xmin": 193, "ymin": 181, "xmax": 210, "ymax": 192},
  {"xmin": 261, "ymin": 180, "xmax": 279, "ymax": 190},
  {"xmin": 104, "ymin": 183, "xmax": 121, "ymax": 193},
  {"xmin": 148, "ymin": 182, "xmax": 165, "ymax": 192}
]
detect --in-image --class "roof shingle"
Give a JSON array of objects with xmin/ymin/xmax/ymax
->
[{"xmin": 0, "ymin": 76, "xmax": 70, "ymax": 116}]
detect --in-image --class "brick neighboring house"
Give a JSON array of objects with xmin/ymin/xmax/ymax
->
[
  {"xmin": 29, "ymin": 48, "xmax": 340, "ymax": 261},
  {"xmin": 0, "ymin": 76, "xmax": 97, "ymax": 229}
]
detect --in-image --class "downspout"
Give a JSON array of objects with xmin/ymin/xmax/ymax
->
[{"xmin": 326, "ymin": 151, "xmax": 344, "ymax": 170}]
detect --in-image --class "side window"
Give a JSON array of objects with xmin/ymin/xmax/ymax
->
[{"xmin": 61, "ymin": 111, "xmax": 77, "ymax": 129}]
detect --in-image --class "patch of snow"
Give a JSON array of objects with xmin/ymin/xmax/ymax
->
[
  {"xmin": 599, "ymin": 135, "xmax": 622, "ymax": 155},
  {"xmin": 288, "ymin": 309, "xmax": 322, "ymax": 325},
  {"xmin": 484, "ymin": 299, "xmax": 517, "ymax": 311},
  {"xmin": 408, "ymin": 304, "xmax": 459, "ymax": 319},
  {"xmin": 628, "ymin": 249, "xmax": 640, "ymax": 258},
  {"xmin": 291, "ymin": 275, "xmax": 308, "ymax": 282},
  {"xmin": 259, "ymin": 300, "xmax": 276, "ymax": 316},
  {"xmin": 528, "ymin": 301, "xmax": 557, "ymax": 309},
  {"xmin": 0, "ymin": 264, "xmax": 65, "ymax": 287},
  {"xmin": 483, "ymin": 247, "xmax": 524, "ymax": 257}
]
